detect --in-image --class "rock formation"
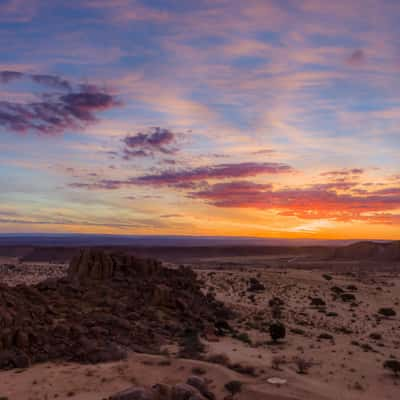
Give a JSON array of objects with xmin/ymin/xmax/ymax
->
[{"xmin": 0, "ymin": 249, "xmax": 230, "ymax": 370}]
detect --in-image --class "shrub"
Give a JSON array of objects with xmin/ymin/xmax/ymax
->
[
  {"xmin": 234, "ymin": 332, "xmax": 252, "ymax": 345},
  {"xmin": 271, "ymin": 304, "xmax": 282, "ymax": 319},
  {"xmin": 340, "ymin": 293, "xmax": 356, "ymax": 302},
  {"xmin": 326, "ymin": 312, "xmax": 338, "ymax": 317},
  {"xmin": 192, "ymin": 366, "xmax": 206, "ymax": 375},
  {"xmin": 378, "ymin": 308, "xmax": 396, "ymax": 317},
  {"xmin": 318, "ymin": 333, "xmax": 333, "ymax": 340},
  {"xmin": 179, "ymin": 329, "xmax": 205, "ymax": 359},
  {"xmin": 310, "ymin": 297, "xmax": 326, "ymax": 307},
  {"xmin": 224, "ymin": 380, "xmax": 242, "ymax": 396},
  {"xmin": 331, "ymin": 286, "xmax": 344, "ymax": 294},
  {"xmin": 206, "ymin": 353, "xmax": 230, "ymax": 366},
  {"xmin": 248, "ymin": 277, "xmax": 265, "ymax": 292},
  {"xmin": 269, "ymin": 297, "xmax": 284, "ymax": 307},
  {"xmin": 293, "ymin": 357, "xmax": 313, "ymax": 374},
  {"xmin": 384, "ymin": 359, "xmax": 400, "ymax": 377},
  {"xmin": 271, "ymin": 355, "xmax": 287, "ymax": 370},
  {"xmin": 290, "ymin": 327, "xmax": 305, "ymax": 335},
  {"xmin": 369, "ymin": 332, "xmax": 382, "ymax": 341},
  {"xmin": 269, "ymin": 322, "xmax": 286, "ymax": 343},
  {"xmin": 229, "ymin": 363, "xmax": 256, "ymax": 376}
]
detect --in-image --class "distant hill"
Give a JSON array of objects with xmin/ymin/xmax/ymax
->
[
  {"xmin": 0, "ymin": 233, "xmax": 357, "ymax": 247},
  {"xmin": 331, "ymin": 241, "xmax": 400, "ymax": 262},
  {"xmin": 0, "ymin": 234, "xmax": 398, "ymax": 264}
]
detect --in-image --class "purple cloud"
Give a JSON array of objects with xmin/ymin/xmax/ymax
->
[
  {"xmin": 0, "ymin": 70, "xmax": 24, "ymax": 83},
  {"xmin": 0, "ymin": 87, "xmax": 118, "ymax": 135},
  {"xmin": 346, "ymin": 49, "xmax": 366, "ymax": 66},
  {"xmin": 31, "ymin": 74, "xmax": 72, "ymax": 90},
  {"xmin": 321, "ymin": 168, "xmax": 364, "ymax": 177},
  {"xmin": 122, "ymin": 127, "xmax": 178, "ymax": 159},
  {"xmin": 134, "ymin": 162, "xmax": 293, "ymax": 186},
  {"xmin": 1, "ymin": 70, "xmax": 73, "ymax": 89},
  {"xmin": 67, "ymin": 161, "xmax": 293, "ymax": 191}
]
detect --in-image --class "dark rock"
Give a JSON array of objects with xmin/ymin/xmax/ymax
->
[
  {"xmin": 109, "ymin": 386, "xmax": 155, "ymax": 400},
  {"xmin": 172, "ymin": 383, "xmax": 205, "ymax": 400},
  {"xmin": 187, "ymin": 376, "xmax": 215, "ymax": 400},
  {"xmin": 0, "ymin": 249, "xmax": 231, "ymax": 370},
  {"xmin": 247, "ymin": 278, "xmax": 265, "ymax": 292}
]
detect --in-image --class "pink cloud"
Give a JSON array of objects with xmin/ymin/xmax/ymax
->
[{"xmin": 190, "ymin": 180, "xmax": 400, "ymax": 223}]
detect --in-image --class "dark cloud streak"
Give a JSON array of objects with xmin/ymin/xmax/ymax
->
[
  {"xmin": 0, "ymin": 72, "xmax": 119, "ymax": 134},
  {"xmin": 122, "ymin": 127, "xmax": 178, "ymax": 159}
]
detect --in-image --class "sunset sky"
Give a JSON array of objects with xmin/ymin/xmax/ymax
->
[{"xmin": 0, "ymin": 0, "xmax": 399, "ymax": 239}]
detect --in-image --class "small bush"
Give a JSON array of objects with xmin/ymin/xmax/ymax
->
[
  {"xmin": 192, "ymin": 366, "xmax": 206, "ymax": 375},
  {"xmin": 378, "ymin": 308, "xmax": 396, "ymax": 317},
  {"xmin": 234, "ymin": 332, "xmax": 252, "ymax": 345},
  {"xmin": 310, "ymin": 297, "xmax": 326, "ymax": 307},
  {"xmin": 384, "ymin": 359, "xmax": 400, "ymax": 377},
  {"xmin": 179, "ymin": 329, "xmax": 205, "ymax": 359},
  {"xmin": 290, "ymin": 327, "xmax": 305, "ymax": 335},
  {"xmin": 269, "ymin": 322, "xmax": 286, "ymax": 343},
  {"xmin": 229, "ymin": 363, "xmax": 256, "ymax": 376},
  {"xmin": 271, "ymin": 355, "xmax": 287, "ymax": 370},
  {"xmin": 331, "ymin": 286, "xmax": 344, "ymax": 294},
  {"xmin": 318, "ymin": 333, "xmax": 333, "ymax": 340},
  {"xmin": 248, "ymin": 277, "xmax": 265, "ymax": 292},
  {"xmin": 269, "ymin": 297, "xmax": 284, "ymax": 307},
  {"xmin": 293, "ymin": 357, "xmax": 313, "ymax": 374},
  {"xmin": 271, "ymin": 304, "xmax": 283, "ymax": 319},
  {"xmin": 369, "ymin": 332, "xmax": 382, "ymax": 341},
  {"xmin": 206, "ymin": 353, "xmax": 230, "ymax": 366},
  {"xmin": 340, "ymin": 293, "xmax": 356, "ymax": 302},
  {"xmin": 224, "ymin": 380, "xmax": 242, "ymax": 396}
]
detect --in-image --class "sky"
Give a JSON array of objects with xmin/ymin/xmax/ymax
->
[{"xmin": 0, "ymin": 0, "xmax": 399, "ymax": 240}]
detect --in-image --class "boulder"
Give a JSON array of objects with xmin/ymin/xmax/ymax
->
[
  {"xmin": 172, "ymin": 383, "xmax": 206, "ymax": 400},
  {"xmin": 109, "ymin": 386, "xmax": 155, "ymax": 400},
  {"xmin": 186, "ymin": 376, "xmax": 215, "ymax": 400}
]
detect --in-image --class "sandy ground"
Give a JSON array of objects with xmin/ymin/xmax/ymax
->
[
  {"xmin": 0, "ymin": 260, "xmax": 399, "ymax": 399},
  {"xmin": 0, "ymin": 258, "xmax": 67, "ymax": 286}
]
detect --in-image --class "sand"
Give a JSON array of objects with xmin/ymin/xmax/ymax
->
[{"xmin": 0, "ymin": 259, "xmax": 399, "ymax": 399}]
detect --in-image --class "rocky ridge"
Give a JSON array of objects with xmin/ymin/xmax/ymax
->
[{"xmin": 0, "ymin": 249, "xmax": 230, "ymax": 370}]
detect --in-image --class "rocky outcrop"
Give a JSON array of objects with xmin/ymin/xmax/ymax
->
[
  {"xmin": 108, "ymin": 376, "xmax": 214, "ymax": 400},
  {"xmin": 0, "ymin": 249, "xmax": 231, "ymax": 370},
  {"xmin": 67, "ymin": 249, "xmax": 164, "ymax": 281}
]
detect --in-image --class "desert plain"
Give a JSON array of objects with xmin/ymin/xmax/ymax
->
[{"xmin": 0, "ymin": 242, "xmax": 399, "ymax": 400}]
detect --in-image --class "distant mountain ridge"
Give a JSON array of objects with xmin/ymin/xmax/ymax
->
[
  {"xmin": 0, "ymin": 234, "xmax": 398, "ymax": 263},
  {"xmin": 331, "ymin": 241, "xmax": 400, "ymax": 262},
  {"xmin": 0, "ymin": 233, "xmax": 372, "ymax": 247}
]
